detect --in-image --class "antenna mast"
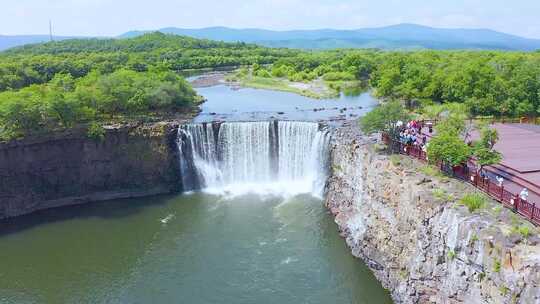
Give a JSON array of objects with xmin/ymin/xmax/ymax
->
[{"xmin": 49, "ymin": 20, "xmax": 54, "ymax": 42}]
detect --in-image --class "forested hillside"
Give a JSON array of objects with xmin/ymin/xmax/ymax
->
[
  {"xmin": 244, "ymin": 50, "xmax": 540, "ymax": 118},
  {"xmin": 1, "ymin": 32, "xmax": 540, "ymax": 141},
  {"xmin": 0, "ymin": 32, "xmax": 300, "ymax": 91},
  {"xmin": 0, "ymin": 33, "xmax": 300, "ymax": 140}
]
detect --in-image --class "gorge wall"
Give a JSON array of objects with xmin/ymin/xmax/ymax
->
[
  {"xmin": 325, "ymin": 126, "xmax": 540, "ymax": 303},
  {"xmin": 0, "ymin": 122, "xmax": 181, "ymax": 219}
]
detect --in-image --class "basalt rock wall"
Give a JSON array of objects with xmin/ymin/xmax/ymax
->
[
  {"xmin": 325, "ymin": 126, "xmax": 540, "ymax": 303},
  {"xmin": 0, "ymin": 122, "xmax": 181, "ymax": 219}
]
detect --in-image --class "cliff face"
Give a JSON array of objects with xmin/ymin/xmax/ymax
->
[
  {"xmin": 325, "ymin": 126, "xmax": 540, "ymax": 304},
  {"xmin": 0, "ymin": 122, "xmax": 181, "ymax": 219}
]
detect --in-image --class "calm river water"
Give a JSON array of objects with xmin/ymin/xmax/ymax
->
[
  {"xmin": 194, "ymin": 84, "xmax": 378, "ymax": 122},
  {"xmin": 0, "ymin": 193, "xmax": 391, "ymax": 303}
]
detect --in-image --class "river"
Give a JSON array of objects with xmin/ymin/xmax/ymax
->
[
  {"xmin": 0, "ymin": 85, "xmax": 391, "ymax": 304},
  {"xmin": 194, "ymin": 84, "xmax": 378, "ymax": 123}
]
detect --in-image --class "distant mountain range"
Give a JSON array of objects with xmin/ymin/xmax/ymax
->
[
  {"xmin": 0, "ymin": 35, "xmax": 80, "ymax": 51},
  {"xmin": 3, "ymin": 24, "xmax": 540, "ymax": 51},
  {"xmin": 119, "ymin": 24, "xmax": 540, "ymax": 51}
]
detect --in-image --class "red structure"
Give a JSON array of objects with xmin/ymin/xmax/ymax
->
[{"xmin": 382, "ymin": 133, "xmax": 540, "ymax": 226}]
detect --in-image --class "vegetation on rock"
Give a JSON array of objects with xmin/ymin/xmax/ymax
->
[{"xmin": 460, "ymin": 193, "xmax": 487, "ymax": 213}]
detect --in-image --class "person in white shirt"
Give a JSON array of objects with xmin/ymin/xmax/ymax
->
[
  {"xmin": 520, "ymin": 188, "xmax": 529, "ymax": 201},
  {"xmin": 496, "ymin": 176, "xmax": 504, "ymax": 187}
]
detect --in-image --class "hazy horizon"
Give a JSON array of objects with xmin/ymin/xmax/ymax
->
[{"xmin": 1, "ymin": 0, "xmax": 540, "ymax": 39}]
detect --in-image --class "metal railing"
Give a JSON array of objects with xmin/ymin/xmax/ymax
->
[{"xmin": 382, "ymin": 133, "xmax": 540, "ymax": 225}]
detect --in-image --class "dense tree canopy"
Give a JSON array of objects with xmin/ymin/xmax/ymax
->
[
  {"xmin": 249, "ymin": 49, "xmax": 540, "ymax": 119},
  {"xmin": 0, "ymin": 33, "xmax": 301, "ymax": 92},
  {"xmin": 369, "ymin": 51, "xmax": 540, "ymax": 117},
  {"xmin": 0, "ymin": 33, "xmax": 299, "ymax": 140},
  {"xmin": 0, "ymin": 69, "xmax": 197, "ymax": 139},
  {"xmin": 427, "ymin": 117, "xmax": 472, "ymax": 166},
  {"xmin": 2, "ymin": 32, "xmax": 540, "ymax": 140}
]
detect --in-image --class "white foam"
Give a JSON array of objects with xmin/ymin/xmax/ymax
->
[
  {"xmin": 160, "ymin": 214, "xmax": 175, "ymax": 225},
  {"xmin": 280, "ymin": 257, "xmax": 299, "ymax": 265},
  {"xmin": 178, "ymin": 121, "xmax": 330, "ymax": 198}
]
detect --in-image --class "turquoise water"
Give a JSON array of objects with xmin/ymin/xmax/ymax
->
[{"xmin": 0, "ymin": 193, "xmax": 391, "ymax": 304}]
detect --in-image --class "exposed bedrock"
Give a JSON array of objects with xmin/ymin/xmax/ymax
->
[
  {"xmin": 325, "ymin": 125, "xmax": 540, "ymax": 303},
  {"xmin": 0, "ymin": 122, "xmax": 181, "ymax": 219}
]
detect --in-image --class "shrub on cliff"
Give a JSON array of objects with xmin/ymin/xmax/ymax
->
[
  {"xmin": 459, "ymin": 193, "xmax": 486, "ymax": 213},
  {"xmin": 87, "ymin": 122, "xmax": 105, "ymax": 141}
]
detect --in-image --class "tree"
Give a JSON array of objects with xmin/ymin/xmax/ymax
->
[
  {"xmin": 434, "ymin": 112, "xmax": 467, "ymax": 136},
  {"xmin": 360, "ymin": 101, "xmax": 411, "ymax": 152},
  {"xmin": 45, "ymin": 93, "xmax": 79, "ymax": 127},
  {"xmin": 473, "ymin": 126, "xmax": 502, "ymax": 173},
  {"xmin": 0, "ymin": 92, "xmax": 44, "ymax": 139},
  {"xmin": 516, "ymin": 100, "xmax": 536, "ymax": 117},
  {"xmin": 360, "ymin": 101, "xmax": 410, "ymax": 135},
  {"xmin": 427, "ymin": 115, "xmax": 472, "ymax": 166},
  {"xmin": 427, "ymin": 131, "xmax": 472, "ymax": 166}
]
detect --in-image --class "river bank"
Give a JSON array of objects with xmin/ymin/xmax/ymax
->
[{"xmin": 325, "ymin": 124, "xmax": 540, "ymax": 303}]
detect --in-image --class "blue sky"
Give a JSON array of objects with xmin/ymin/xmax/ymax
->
[{"xmin": 2, "ymin": 0, "xmax": 540, "ymax": 38}]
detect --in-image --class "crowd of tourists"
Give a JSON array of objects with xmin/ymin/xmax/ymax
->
[{"xmin": 397, "ymin": 120, "xmax": 429, "ymax": 151}]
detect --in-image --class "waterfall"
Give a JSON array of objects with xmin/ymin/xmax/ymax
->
[{"xmin": 177, "ymin": 121, "xmax": 330, "ymax": 197}]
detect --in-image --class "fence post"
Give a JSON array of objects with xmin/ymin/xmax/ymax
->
[{"xmin": 531, "ymin": 203, "xmax": 536, "ymax": 219}]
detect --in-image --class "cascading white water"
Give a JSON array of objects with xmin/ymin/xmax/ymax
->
[
  {"xmin": 218, "ymin": 122, "xmax": 273, "ymax": 185},
  {"xmin": 178, "ymin": 121, "xmax": 330, "ymax": 197}
]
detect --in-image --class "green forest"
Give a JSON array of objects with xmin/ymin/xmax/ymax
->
[
  {"xmin": 1, "ymin": 32, "xmax": 540, "ymax": 140},
  {"xmin": 0, "ymin": 33, "xmax": 300, "ymax": 139},
  {"xmin": 253, "ymin": 50, "xmax": 540, "ymax": 119}
]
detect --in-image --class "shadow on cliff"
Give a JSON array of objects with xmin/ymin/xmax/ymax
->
[{"xmin": 0, "ymin": 194, "xmax": 178, "ymax": 237}]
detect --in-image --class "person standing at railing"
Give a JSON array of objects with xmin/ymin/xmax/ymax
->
[
  {"xmin": 496, "ymin": 176, "xmax": 504, "ymax": 187},
  {"xmin": 520, "ymin": 188, "xmax": 529, "ymax": 201}
]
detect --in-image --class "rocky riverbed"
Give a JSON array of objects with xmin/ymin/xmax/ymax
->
[{"xmin": 325, "ymin": 124, "xmax": 540, "ymax": 303}]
